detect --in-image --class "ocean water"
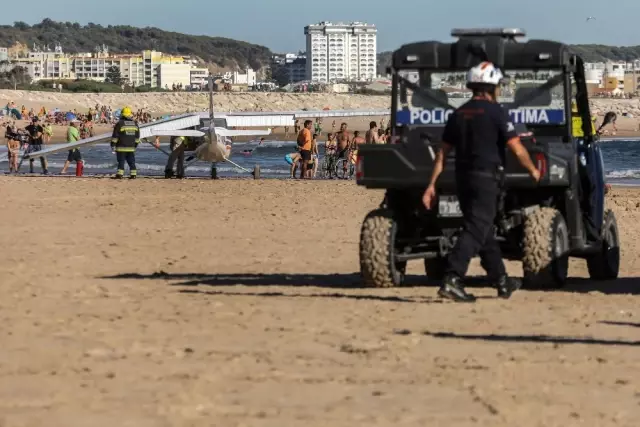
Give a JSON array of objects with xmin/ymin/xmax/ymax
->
[{"xmin": 2, "ymin": 138, "xmax": 640, "ymax": 183}]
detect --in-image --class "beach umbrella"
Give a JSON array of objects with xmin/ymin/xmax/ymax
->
[{"xmin": 65, "ymin": 112, "xmax": 77, "ymax": 121}]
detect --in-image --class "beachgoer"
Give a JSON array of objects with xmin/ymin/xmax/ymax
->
[
  {"xmin": 336, "ymin": 122, "xmax": 351, "ymax": 173},
  {"xmin": 242, "ymin": 137, "xmax": 265, "ymax": 155},
  {"xmin": 60, "ymin": 119, "xmax": 83, "ymax": 175},
  {"xmin": 422, "ymin": 61, "xmax": 540, "ymax": 302},
  {"xmin": 43, "ymin": 121, "xmax": 53, "ymax": 144},
  {"xmin": 325, "ymin": 133, "xmax": 337, "ymax": 154},
  {"xmin": 6, "ymin": 128, "xmax": 19, "ymax": 173},
  {"xmin": 296, "ymin": 119, "xmax": 313, "ymax": 179},
  {"xmin": 353, "ymin": 130, "xmax": 365, "ymax": 148},
  {"xmin": 365, "ymin": 121, "xmax": 381, "ymax": 144},
  {"xmin": 111, "ymin": 106, "xmax": 140, "ymax": 179},
  {"xmin": 307, "ymin": 133, "xmax": 319, "ymax": 178},
  {"xmin": 285, "ymin": 151, "xmax": 302, "ymax": 178},
  {"xmin": 25, "ymin": 117, "xmax": 48, "ymax": 174}
]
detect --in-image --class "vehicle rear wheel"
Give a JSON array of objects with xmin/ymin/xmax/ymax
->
[
  {"xmin": 424, "ymin": 258, "xmax": 447, "ymax": 281},
  {"xmin": 587, "ymin": 209, "xmax": 620, "ymax": 280},
  {"xmin": 522, "ymin": 207, "xmax": 569, "ymax": 289},
  {"xmin": 359, "ymin": 209, "xmax": 406, "ymax": 288}
]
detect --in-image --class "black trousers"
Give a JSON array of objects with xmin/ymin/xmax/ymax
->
[
  {"xmin": 116, "ymin": 152, "xmax": 136, "ymax": 176},
  {"xmin": 445, "ymin": 173, "xmax": 506, "ymax": 282},
  {"xmin": 27, "ymin": 144, "xmax": 48, "ymax": 171}
]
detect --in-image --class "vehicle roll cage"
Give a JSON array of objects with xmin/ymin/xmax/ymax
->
[{"xmin": 388, "ymin": 29, "xmax": 594, "ymax": 144}]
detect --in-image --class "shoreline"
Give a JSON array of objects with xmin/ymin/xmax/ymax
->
[{"xmin": 3, "ymin": 173, "xmax": 639, "ymax": 187}]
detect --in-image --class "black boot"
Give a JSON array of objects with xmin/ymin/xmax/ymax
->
[
  {"xmin": 495, "ymin": 275, "xmax": 521, "ymax": 299},
  {"xmin": 438, "ymin": 274, "xmax": 476, "ymax": 302},
  {"xmin": 164, "ymin": 169, "xmax": 174, "ymax": 179}
]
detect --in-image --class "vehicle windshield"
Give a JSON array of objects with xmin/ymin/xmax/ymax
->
[{"xmin": 394, "ymin": 69, "xmax": 566, "ymax": 127}]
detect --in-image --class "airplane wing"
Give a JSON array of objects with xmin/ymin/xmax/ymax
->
[
  {"xmin": 24, "ymin": 113, "xmax": 202, "ymax": 159},
  {"xmin": 199, "ymin": 109, "xmax": 390, "ymax": 127},
  {"xmin": 152, "ymin": 130, "xmax": 205, "ymax": 137},
  {"xmin": 212, "ymin": 127, "xmax": 272, "ymax": 137}
]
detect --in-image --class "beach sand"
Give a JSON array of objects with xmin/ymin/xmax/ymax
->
[{"xmin": 0, "ymin": 177, "xmax": 637, "ymax": 426}]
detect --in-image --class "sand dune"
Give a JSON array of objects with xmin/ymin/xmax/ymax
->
[
  {"xmin": 2, "ymin": 89, "xmax": 639, "ymax": 116},
  {"xmin": 0, "ymin": 90, "xmax": 390, "ymax": 114}
]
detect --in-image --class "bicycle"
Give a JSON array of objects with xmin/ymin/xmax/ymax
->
[
  {"xmin": 320, "ymin": 152, "xmax": 339, "ymax": 179},
  {"xmin": 334, "ymin": 150, "xmax": 356, "ymax": 180}
]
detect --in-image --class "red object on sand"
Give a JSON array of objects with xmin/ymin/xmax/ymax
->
[{"xmin": 76, "ymin": 161, "xmax": 84, "ymax": 177}]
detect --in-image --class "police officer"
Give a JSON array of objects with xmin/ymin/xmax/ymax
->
[
  {"xmin": 111, "ymin": 106, "xmax": 140, "ymax": 179},
  {"xmin": 422, "ymin": 62, "xmax": 541, "ymax": 302}
]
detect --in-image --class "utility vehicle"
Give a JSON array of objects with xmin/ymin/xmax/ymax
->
[{"xmin": 356, "ymin": 28, "xmax": 620, "ymax": 289}]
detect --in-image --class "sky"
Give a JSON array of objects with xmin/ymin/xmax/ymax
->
[{"xmin": 3, "ymin": 0, "xmax": 640, "ymax": 53}]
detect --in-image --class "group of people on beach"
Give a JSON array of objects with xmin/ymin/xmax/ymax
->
[{"xmin": 286, "ymin": 119, "xmax": 392, "ymax": 179}]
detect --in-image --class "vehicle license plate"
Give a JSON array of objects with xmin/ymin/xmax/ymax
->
[{"xmin": 438, "ymin": 195, "xmax": 462, "ymax": 217}]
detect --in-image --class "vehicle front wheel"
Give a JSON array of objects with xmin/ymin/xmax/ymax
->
[
  {"xmin": 359, "ymin": 209, "xmax": 405, "ymax": 288},
  {"xmin": 522, "ymin": 207, "xmax": 569, "ymax": 289},
  {"xmin": 587, "ymin": 209, "xmax": 620, "ymax": 280}
]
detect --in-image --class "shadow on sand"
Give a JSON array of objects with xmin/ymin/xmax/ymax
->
[
  {"xmin": 99, "ymin": 272, "xmax": 448, "ymax": 304},
  {"xmin": 598, "ymin": 320, "xmax": 640, "ymax": 328},
  {"xmin": 100, "ymin": 272, "xmax": 640, "ymax": 295},
  {"xmin": 415, "ymin": 330, "xmax": 640, "ymax": 347}
]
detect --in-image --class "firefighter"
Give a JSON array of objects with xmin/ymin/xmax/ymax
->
[
  {"xmin": 422, "ymin": 62, "xmax": 541, "ymax": 302},
  {"xmin": 111, "ymin": 106, "xmax": 140, "ymax": 179}
]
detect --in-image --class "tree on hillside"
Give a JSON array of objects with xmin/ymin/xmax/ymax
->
[
  {"xmin": 0, "ymin": 65, "xmax": 31, "ymax": 89},
  {"xmin": 105, "ymin": 66, "xmax": 122, "ymax": 85},
  {"xmin": 0, "ymin": 19, "xmax": 273, "ymax": 70}
]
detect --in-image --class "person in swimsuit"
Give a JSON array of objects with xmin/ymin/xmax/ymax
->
[
  {"xmin": 365, "ymin": 121, "xmax": 381, "ymax": 144},
  {"xmin": 352, "ymin": 130, "xmax": 365, "ymax": 148},
  {"xmin": 336, "ymin": 123, "xmax": 351, "ymax": 173},
  {"xmin": 6, "ymin": 125, "xmax": 20, "ymax": 173},
  {"xmin": 307, "ymin": 134, "xmax": 319, "ymax": 178},
  {"xmin": 285, "ymin": 151, "xmax": 302, "ymax": 178}
]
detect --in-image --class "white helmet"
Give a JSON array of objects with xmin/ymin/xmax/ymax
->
[{"xmin": 466, "ymin": 61, "xmax": 504, "ymax": 87}]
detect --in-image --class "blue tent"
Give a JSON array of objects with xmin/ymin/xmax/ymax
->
[
  {"xmin": 65, "ymin": 112, "xmax": 76, "ymax": 121},
  {"xmin": 9, "ymin": 108, "xmax": 22, "ymax": 120},
  {"xmin": 114, "ymin": 109, "xmax": 122, "ymax": 119}
]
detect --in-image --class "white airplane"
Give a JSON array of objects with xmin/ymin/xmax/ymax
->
[{"xmin": 23, "ymin": 84, "xmax": 390, "ymax": 176}]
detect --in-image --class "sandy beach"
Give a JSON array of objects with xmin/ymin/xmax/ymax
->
[
  {"xmin": 0, "ymin": 177, "xmax": 637, "ymax": 426},
  {"xmin": 4, "ymin": 90, "xmax": 640, "ymax": 139}
]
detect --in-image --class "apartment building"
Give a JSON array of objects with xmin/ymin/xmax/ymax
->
[
  {"xmin": 190, "ymin": 67, "xmax": 210, "ymax": 89},
  {"xmin": 0, "ymin": 47, "xmax": 8, "ymax": 62},
  {"xmin": 11, "ymin": 48, "xmax": 192, "ymax": 87},
  {"xmin": 304, "ymin": 21, "xmax": 377, "ymax": 83}
]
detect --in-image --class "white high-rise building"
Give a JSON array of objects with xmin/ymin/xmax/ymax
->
[{"xmin": 304, "ymin": 21, "xmax": 377, "ymax": 83}]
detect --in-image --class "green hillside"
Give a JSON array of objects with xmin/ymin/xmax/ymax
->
[
  {"xmin": 0, "ymin": 19, "xmax": 272, "ymax": 70},
  {"xmin": 377, "ymin": 45, "xmax": 640, "ymax": 75}
]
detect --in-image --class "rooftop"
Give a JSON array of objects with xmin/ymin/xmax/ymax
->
[{"xmin": 305, "ymin": 21, "xmax": 376, "ymax": 29}]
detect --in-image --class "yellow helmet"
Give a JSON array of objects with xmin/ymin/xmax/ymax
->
[{"xmin": 121, "ymin": 106, "xmax": 132, "ymax": 118}]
